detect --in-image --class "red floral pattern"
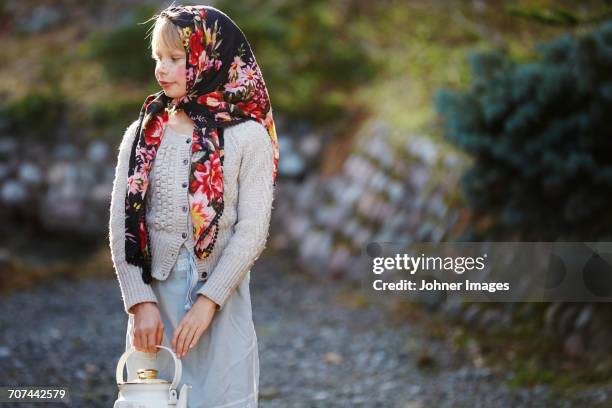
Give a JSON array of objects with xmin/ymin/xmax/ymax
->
[{"xmin": 124, "ymin": 5, "xmax": 279, "ymax": 282}]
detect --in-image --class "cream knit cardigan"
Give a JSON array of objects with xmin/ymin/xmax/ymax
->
[{"xmin": 109, "ymin": 119, "xmax": 275, "ymax": 315}]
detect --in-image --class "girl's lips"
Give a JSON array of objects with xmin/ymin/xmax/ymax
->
[{"xmin": 160, "ymin": 81, "xmax": 174, "ymax": 87}]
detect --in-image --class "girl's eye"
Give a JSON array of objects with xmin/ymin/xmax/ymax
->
[{"xmin": 151, "ymin": 56, "xmax": 182, "ymax": 62}]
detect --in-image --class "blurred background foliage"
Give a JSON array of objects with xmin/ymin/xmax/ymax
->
[
  {"xmin": 1, "ymin": 0, "xmax": 611, "ymax": 261},
  {"xmin": 436, "ymin": 21, "xmax": 612, "ymax": 241},
  {"xmin": 0, "ymin": 0, "xmax": 611, "ymax": 252},
  {"xmin": 1, "ymin": 0, "xmax": 610, "ymax": 143}
]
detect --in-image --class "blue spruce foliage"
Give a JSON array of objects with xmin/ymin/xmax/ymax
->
[{"xmin": 435, "ymin": 21, "xmax": 612, "ymax": 240}]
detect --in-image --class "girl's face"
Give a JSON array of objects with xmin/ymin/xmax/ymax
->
[{"xmin": 153, "ymin": 46, "xmax": 187, "ymax": 99}]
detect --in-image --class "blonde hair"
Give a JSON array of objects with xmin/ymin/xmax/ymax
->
[{"xmin": 144, "ymin": 3, "xmax": 185, "ymax": 56}]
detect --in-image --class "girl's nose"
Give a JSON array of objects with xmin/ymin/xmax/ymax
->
[{"xmin": 156, "ymin": 61, "xmax": 171, "ymax": 75}]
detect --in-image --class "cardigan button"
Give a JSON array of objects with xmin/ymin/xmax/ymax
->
[
  {"xmin": 185, "ymin": 138, "xmax": 191, "ymax": 144},
  {"xmin": 182, "ymin": 182, "xmax": 188, "ymax": 188},
  {"xmin": 183, "ymin": 159, "xmax": 189, "ymax": 165},
  {"xmin": 182, "ymin": 206, "xmax": 188, "ymax": 213},
  {"xmin": 182, "ymin": 232, "xmax": 187, "ymax": 239}
]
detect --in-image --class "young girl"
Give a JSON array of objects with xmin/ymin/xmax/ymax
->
[{"xmin": 108, "ymin": 4, "xmax": 278, "ymax": 407}]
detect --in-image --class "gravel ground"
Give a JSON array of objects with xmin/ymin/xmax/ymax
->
[{"xmin": 0, "ymin": 251, "xmax": 611, "ymax": 407}]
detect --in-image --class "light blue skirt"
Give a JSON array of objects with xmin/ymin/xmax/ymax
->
[{"xmin": 124, "ymin": 244, "xmax": 259, "ymax": 407}]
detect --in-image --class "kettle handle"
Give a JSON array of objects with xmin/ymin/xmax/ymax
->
[{"xmin": 115, "ymin": 345, "xmax": 182, "ymax": 390}]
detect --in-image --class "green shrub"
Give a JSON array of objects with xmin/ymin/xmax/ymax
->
[{"xmin": 435, "ymin": 21, "xmax": 612, "ymax": 240}]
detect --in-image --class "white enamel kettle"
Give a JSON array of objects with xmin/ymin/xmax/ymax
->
[{"xmin": 114, "ymin": 345, "xmax": 191, "ymax": 408}]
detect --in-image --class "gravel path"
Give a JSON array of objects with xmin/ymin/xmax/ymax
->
[{"xmin": 0, "ymin": 251, "xmax": 611, "ymax": 407}]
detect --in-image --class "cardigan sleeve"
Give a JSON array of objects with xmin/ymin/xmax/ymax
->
[
  {"xmin": 108, "ymin": 120, "xmax": 159, "ymax": 315},
  {"xmin": 196, "ymin": 120, "xmax": 275, "ymax": 311}
]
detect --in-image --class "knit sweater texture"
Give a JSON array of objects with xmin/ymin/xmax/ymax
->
[{"xmin": 109, "ymin": 119, "xmax": 275, "ymax": 315}]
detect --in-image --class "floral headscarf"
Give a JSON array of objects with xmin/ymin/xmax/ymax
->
[{"xmin": 124, "ymin": 5, "xmax": 278, "ymax": 283}]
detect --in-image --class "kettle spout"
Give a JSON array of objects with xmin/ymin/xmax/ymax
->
[{"xmin": 176, "ymin": 384, "xmax": 190, "ymax": 408}]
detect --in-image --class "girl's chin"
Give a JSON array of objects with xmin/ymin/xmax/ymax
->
[{"xmin": 163, "ymin": 90, "xmax": 187, "ymax": 101}]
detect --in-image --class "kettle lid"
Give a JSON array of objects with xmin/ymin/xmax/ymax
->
[{"xmin": 119, "ymin": 378, "xmax": 171, "ymax": 385}]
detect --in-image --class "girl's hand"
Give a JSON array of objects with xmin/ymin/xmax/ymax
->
[
  {"xmin": 172, "ymin": 295, "xmax": 217, "ymax": 358},
  {"xmin": 131, "ymin": 302, "xmax": 165, "ymax": 353}
]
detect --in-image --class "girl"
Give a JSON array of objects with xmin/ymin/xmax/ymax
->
[{"xmin": 108, "ymin": 4, "xmax": 278, "ymax": 407}]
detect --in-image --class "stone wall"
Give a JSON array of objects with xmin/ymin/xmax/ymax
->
[
  {"xmin": 271, "ymin": 118, "xmax": 469, "ymax": 281},
  {"xmin": 0, "ymin": 137, "xmax": 114, "ymax": 235},
  {"xmin": 270, "ymin": 118, "xmax": 612, "ymax": 362}
]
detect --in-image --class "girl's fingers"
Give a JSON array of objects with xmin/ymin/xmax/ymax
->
[
  {"xmin": 138, "ymin": 333, "xmax": 147, "ymax": 352},
  {"xmin": 172, "ymin": 325, "xmax": 182, "ymax": 353},
  {"xmin": 189, "ymin": 326, "xmax": 205, "ymax": 350},
  {"xmin": 148, "ymin": 331, "xmax": 159, "ymax": 353},
  {"xmin": 178, "ymin": 325, "xmax": 196, "ymax": 357},
  {"xmin": 132, "ymin": 331, "xmax": 141, "ymax": 350},
  {"xmin": 173, "ymin": 309, "xmax": 210, "ymax": 357},
  {"xmin": 156, "ymin": 325, "xmax": 165, "ymax": 348},
  {"xmin": 143, "ymin": 332, "xmax": 151, "ymax": 353},
  {"xmin": 135, "ymin": 327, "xmax": 144, "ymax": 351},
  {"xmin": 173, "ymin": 323, "xmax": 189, "ymax": 355},
  {"xmin": 181, "ymin": 324, "xmax": 205, "ymax": 358},
  {"xmin": 174, "ymin": 327, "xmax": 185, "ymax": 356}
]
